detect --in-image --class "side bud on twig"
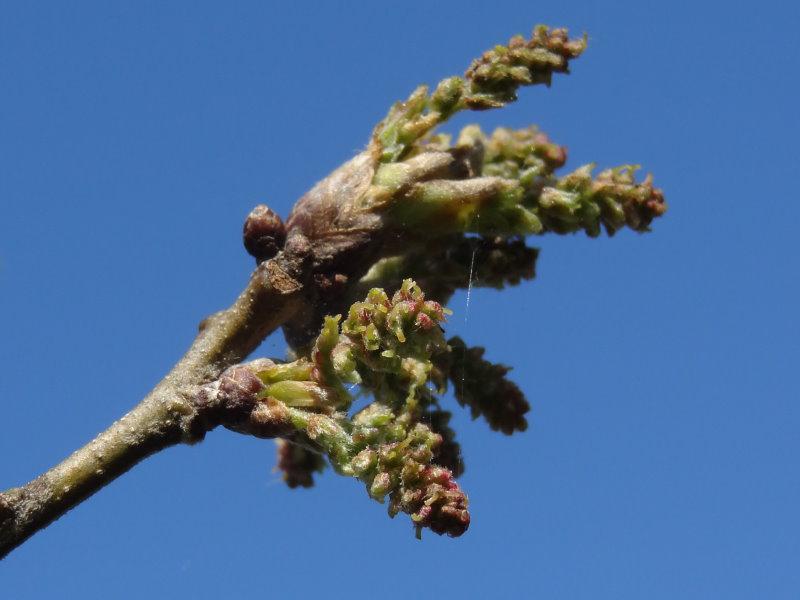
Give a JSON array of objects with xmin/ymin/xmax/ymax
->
[{"xmin": 243, "ymin": 204, "xmax": 287, "ymax": 262}]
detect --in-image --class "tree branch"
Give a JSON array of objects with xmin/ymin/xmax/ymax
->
[
  {"xmin": 0, "ymin": 243, "xmax": 307, "ymax": 558},
  {"xmin": 1, "ymin": 24, "xmax": 667, "ymax": 556}
]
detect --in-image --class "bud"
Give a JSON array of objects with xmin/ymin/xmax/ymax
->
[
  {"xmin": 430, "ymin": 76, "xmax": 464, "ymax": 117},
  {"xmin": 370, "ymin": 472, "xmax": 392, "ymax": 500},
  {"xmin": 218, "ymin": 363, "xmax": 267, "ymax": 417},
  {"xmin": 243, "ymin": 204, "xmax": 286, "ymax": 262},
  {"xmin": 350, "ymin": 449, "xmax": 377, "ymax": 476},
  {"xmin": 276, "ymin": 439, "xmax": 326, "ymax": 488}
]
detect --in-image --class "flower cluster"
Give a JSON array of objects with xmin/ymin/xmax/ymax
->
[
  {"xmin": 203, "ymin": 280, "xmax": 474, "ymax": 536},
  {"xmin": 0, "ymin": 23, "xmax": 670, "ymax": 558},
  {"xmin": 382, "ymin": 146, "xmax": 666, "ymax": 239},
  {"xmin": 355, "ymin": 236, "xmax": 538, "ymax": 315},
  {"xmin": 338, "ymin": 279, "xmax": 450, "ymax": 406},
  {"xmin": 437, "ymin": 336, "xmax": 529, "ymax": 435},
  {"xmin": 349, "ymin": 404, "xmax": 469, "ymax": 538},
  {"xmin": 362, "ymin": 26, "xmax": 665, "ymax": 241},
  {"xmin": 374, "ymin": 26, "xmax": 586, "ymax": 162},
  {"xmin": 285, "ymin": 281, "xmax": 468, "ymax": 536},
  {"xmin": 224, "ymin": 24, "xmax": 667, "ymax": 539},
  {"xmin": 280, "ymin": 25, "xmax": 665, "ymax": 359},
  {"xmin": 479, "ymin": 125, "xmax": 567, "ymax": 183},
  {"xmin": 464, "ymin": 26, "xmax": 587, "ymax": 108},
  {"xmin": 537, "ymin": 164, "xmax": 667, "ymax": 236}
]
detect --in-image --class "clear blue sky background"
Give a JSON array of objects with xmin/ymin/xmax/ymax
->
[{"xmin": 2, "ymin": 1, "xmax": 798, "ymax": 598}]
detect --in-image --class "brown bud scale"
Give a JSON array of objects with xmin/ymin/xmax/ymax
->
[{"xmin": 243, "ymin": 204, "xmax": 286, "ymax": 262}]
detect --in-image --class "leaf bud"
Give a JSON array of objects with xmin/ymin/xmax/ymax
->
[{"xmin": 243, "ymin": 204, "xmax": 286, "ymax": 262}]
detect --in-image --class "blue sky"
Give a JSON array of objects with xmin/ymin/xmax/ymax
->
[{"xmin": 1, "ymin": 1, "xmax": 798, "ymax": 598}]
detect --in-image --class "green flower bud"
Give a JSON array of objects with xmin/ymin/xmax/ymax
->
[{"xmin": 370, "ymin": 472, "xmax": 392, "ymax": 500}]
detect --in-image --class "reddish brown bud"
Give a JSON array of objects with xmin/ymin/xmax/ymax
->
[
  {"xmin": 404, "ymin": 466, "xmax": 470, "ymax": 537},
  {"xmin": 276, "ymin": 438, "xmax": 326, "ymax": 488},
  {"xmin": 243, "ymin": 204, "xmax": 286, "ymax": 262},
  {"xmin": 415, "ymin": 312, "xmax": 436, "ymax": 330},
  {"xmin": 218, "ymin": 364, "xmax": 265, "ymax": 413}
]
